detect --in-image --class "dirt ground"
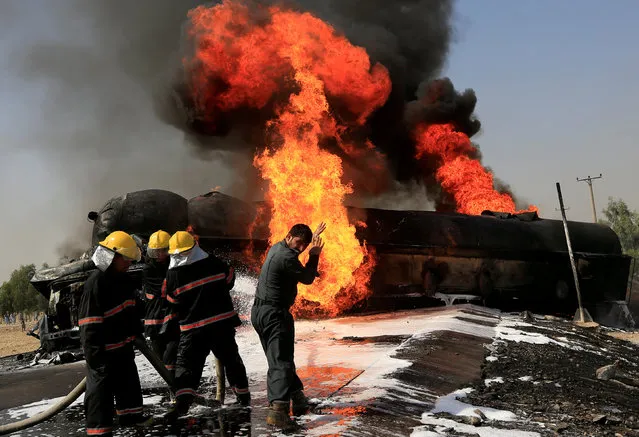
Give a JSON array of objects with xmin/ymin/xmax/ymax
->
[
  {"xmin": 608, "ymin": 331, "xmax": 639, "ymax": 345},
  {"xmin": 0, "ymin": 324, "xmax": 40, "ymax": 358},
  {"xmin": 466, "ymin": 315, "xmax": 639, "ymax": 436}
]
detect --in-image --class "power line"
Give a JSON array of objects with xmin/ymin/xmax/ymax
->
[{"xmin": 576, "ymin": 174, "xmax": 602, "ymax": 223}]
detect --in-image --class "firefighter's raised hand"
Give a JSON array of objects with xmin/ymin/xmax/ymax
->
[{"xmin": 309, "ymin": 235, "xmax": 325, "ymax": 256}]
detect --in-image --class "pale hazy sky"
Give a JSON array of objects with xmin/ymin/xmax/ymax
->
[{"xmin": 1, "ymin": 0, "xmax": 638, "ymax": 282}]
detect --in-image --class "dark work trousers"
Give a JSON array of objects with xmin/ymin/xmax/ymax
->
[
  {"xmin": 251, "ymin": 303, "xmax": 303, "ymax": 403},
  {"xmin": 174, "ymin": 325, "xmax": 249, "ymax": 407},
  {"xmin": 84, "ymin": 348, "xmax": 143, "ymax": 436},
  {"xmin": 150, "ymin": 332, "xmax": 179, "ymax": 377}
]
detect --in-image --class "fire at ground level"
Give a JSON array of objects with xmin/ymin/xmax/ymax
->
[{"xmin": 1, "ymin": 305, "xmax": 639, "ymax": 436}]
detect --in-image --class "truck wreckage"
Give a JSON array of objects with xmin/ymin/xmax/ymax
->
[{"xmin": 29, "ymin": 189, "xmax": 634, "ymax": 352}]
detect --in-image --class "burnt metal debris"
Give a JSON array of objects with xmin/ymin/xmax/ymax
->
[{"xmin": 29, "ymin": 189, "xmax": 633, "ymax": 352}]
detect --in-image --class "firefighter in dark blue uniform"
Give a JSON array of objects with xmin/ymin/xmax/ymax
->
[
  {"xmin": 164, "ymin": 231, "xmax": 250, "ymax": 420},
  {"xmin": 79, "ymin": 231, "xmax": 151, "ymax": 436},
  {"xmin": 251, "ymin": 222, "xmax": 326, "ymax": 430},
  {"xmin": 143, "ymin": 230, "xmax": 179, "ymax": 378}
]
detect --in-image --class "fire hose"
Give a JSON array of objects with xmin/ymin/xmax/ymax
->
[{"xmin": 0, "ymin": 338, "xmax": 225, "ymax": 435}]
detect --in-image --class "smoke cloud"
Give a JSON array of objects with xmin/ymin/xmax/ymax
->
[
  {"xmin": 154, "ymin": 0, "xmax": 460, "ymax": 208},
  {"xmin": 3, "ymin": 0, "xmax": 249, "ymax": 271}
]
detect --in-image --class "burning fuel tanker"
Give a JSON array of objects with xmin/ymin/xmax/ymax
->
[{"xmin": 31, "ymin": 188, "xmax": 631, "ymax": 348}]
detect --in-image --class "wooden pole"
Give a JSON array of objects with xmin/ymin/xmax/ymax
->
[
  {"xmin": 556, "ymin": 182, "xmax": 586, "ymax": 322},
  {"xmin": 577, "ymin": 174, "xmax": 602, "ymax": 223}
]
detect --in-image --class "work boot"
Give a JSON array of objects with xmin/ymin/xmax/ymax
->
[
  {"xmin": 266, "ymin": 401, "xmax": 300, "ymax": 432},
  {"xmin": 163, "ymin": 401, "xmax": 189, "ymax": 423},
  {"xmin": 290, "ymin": 390, "xmax": 310, "ymax": 416},
  {"xmin": 236, "ymin": 392, "xmax": 251, "ymax": 407}
]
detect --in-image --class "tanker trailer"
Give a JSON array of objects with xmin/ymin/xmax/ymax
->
[
  {"xmin": 29, "ymin": 189, "xmax": 189, "ymax": 351},
  {"xmin": 30, "ymin": 189, "xmax": 634, "ymax": 338},
  {"xmin": 354, "ymin": 208, "xmax": 633, "ymax": 325},
  {"xmin": 185, "ymin": 191, "xmax": 633, "ymax": 325}
]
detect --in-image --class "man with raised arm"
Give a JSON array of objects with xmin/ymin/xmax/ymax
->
[{"xmin": 251, "ymin": 222, "xmax": 326, "ymax": 430}]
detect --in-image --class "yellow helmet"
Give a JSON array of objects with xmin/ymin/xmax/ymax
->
[
  {"xmin": 99, "ymin": 231, "xmax": 142, "ymax": 261},
  {"xmin": 169, "ymin": 231, "xmax": 196, "ymax": 255},
  {"xmin": 148, "ymin": 230, "xmax": 171, "ymax": 250}
]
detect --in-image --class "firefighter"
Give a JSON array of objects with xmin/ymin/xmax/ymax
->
[
  {"xmin": 79, "ymin": 231, "xmax": 150, "ymax": 436},
  {"xmin": 143, "ymin": 230, "xmax": 179, "ymax": 378},
  {"xmin": 164, "ymin": 231, "xmax": 250, "ymax": 420},
  {"xmin": 251, "ymin": 222, "xmax": 326, "ymax": 430}
]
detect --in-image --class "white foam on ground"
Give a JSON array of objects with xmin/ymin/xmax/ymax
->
[
  {"xmin": 5, "ymin": 389, "xmax": 164, "ymax": 420},
  {"xmin": 413, "ymin": 386, "xmax": 541, "ymax": 437},
  {"xmin": 414, "ymin": 417, "xmax": 541, "ymax": 437},
  {"xmin": 6, "ymin": 394, "xmax": 84, "ymax": 420},
  {"xmin": 519, "ymin": 376, "xmax": 533, "ymax": 382},
  {"xmin": 485, "ymin": 377, "xmax": 504, "ymax": 386},
  {"xmin": 430, "ymin": 388, "xmax": 516, "ymax": 421},
  {"xmin": 486, "ymin": 356, "xmax": 498, "ymax": 362},
  {"xmin": 496, "ymin": 315, "xmax": 600, "ymax": 356},
  {"xmin": 496, "ymin": 326, "xmax": 556, "ymax": 345}
]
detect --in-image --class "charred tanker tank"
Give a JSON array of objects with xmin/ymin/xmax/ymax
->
[
  {"xmin": 187, "ymin": 192, "xmax": 632, "ymax": 323},
  {"xmin": 30, "ymin": 189, "xmax": 633, "ymax": 350}
]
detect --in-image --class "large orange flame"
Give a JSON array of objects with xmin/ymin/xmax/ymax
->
[
  {"xmin": 187, "ymin": 1, "xmax": 390, "ymax": 317},
  {"xmin": 415, "ymin": 123, "xmax": 538, "ymax": 215},
  {"xmin": 186, "ymin": 0, "xmax": 390, "ymax": 127},
  {"xmin": 255, "ymin": 69, "xmax": 376, "ymax": 318}
]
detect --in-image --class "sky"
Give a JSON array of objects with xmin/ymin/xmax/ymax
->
[{"xmin": 1, "ymin": 0, "xmax": 638, "ymax": 283}]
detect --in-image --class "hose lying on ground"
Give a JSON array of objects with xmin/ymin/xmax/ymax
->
[
  {"xmin": 0, "ymin": 338, "xmax": 225, "ymax": 435},
  {"xmin": 0, "ymin": 376, "xmax": 87, "ymax": 435}
]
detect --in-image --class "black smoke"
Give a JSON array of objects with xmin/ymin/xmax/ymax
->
[
  {"xmin": 14, "ymin": 0, "xmax": 497, "ymax": 216},
  {"xmin": 402, "ymin": 77, "xmax": 483, "ymax": 210},
  {"xmin": 4, "ymin": 0, "xmax": 253, "ymax": 270},
  {"xmin": 157, "ymin": 0, "xmax": 464, "ymax": 205}
]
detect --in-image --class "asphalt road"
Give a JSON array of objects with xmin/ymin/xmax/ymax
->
[{"xmin": 0, "ymin": 361, "xmax": 85, "ymax": 411}]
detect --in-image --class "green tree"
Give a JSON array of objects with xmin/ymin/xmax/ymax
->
[
  {"xmin": 600, "ymin": 197, "xmax": 639, "ymax": 258},
  {"xmin": 0, "ymin": 264, "xmax": 47, "ymax": 316}
]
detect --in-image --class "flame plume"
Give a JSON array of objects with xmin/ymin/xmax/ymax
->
[
  {"xmin": 187, "ymin": 0, "xmax": 390, "ymax": 317},
  {"xmin": 415, "ymin": 123, "xmax": 537, "ymax": 215},
  {"xmin": 254, "ymin": 69, "xmax": 374, "ymax": 317}
]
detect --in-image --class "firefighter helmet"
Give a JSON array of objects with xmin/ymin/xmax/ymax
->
[
  {"xmin": 169, "ymin": 231, "xmax": 196, "ymax": 255},
  {"xmin": 99, "ymin": 231, "xmax": 142, "ymax": 261},
  {"xmin": 148, "ymin": 230, "xmax": 171, "ymax": 250}
]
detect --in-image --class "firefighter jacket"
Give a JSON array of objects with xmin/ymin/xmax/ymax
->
[
  {"xmin": 165, "ymin": 255, "xmax": 240, "ymax": 333},
  {"xmin": 142, "ymin": 259, "xmax": 174, "ymax": 337},
  {"xmin": 79, "ymin": 269, "xmax": 142, "ymax": 368},
  {"xmin": 255, "ymin": 240, "xmax": 320, "ymax": 310}
]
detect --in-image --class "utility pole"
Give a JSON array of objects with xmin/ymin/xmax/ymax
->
[
  {"xmin": 556, "ymin": 182, "xmax": 591, "ymax": 323},
  {"xmin": 576, "ymin": 174, "xmax": 602, "ymax": 223}
]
